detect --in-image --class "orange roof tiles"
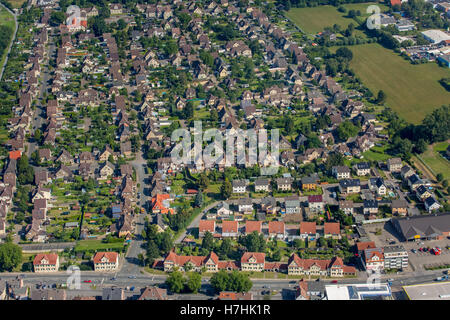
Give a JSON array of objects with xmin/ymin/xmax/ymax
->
[
  {"xmin": 9, "ymin": 150, "xmax": 21, "ymax": 160},
  {"xmin": 245, "ymin": 221, "xmax": 262, "ymax": 234},
  {"xmin": 324, "ymin": 222, "xmax": 340, "ymax": 235},
  {"xmin": 300, "ymin": 222, "xmax": 316, "ymax": 235}
]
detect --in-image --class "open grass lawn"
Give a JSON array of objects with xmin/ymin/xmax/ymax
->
[
  {"xmin": 74, "ymin": 239, "xmax": 125, "ymax": 252},
  {"xmin": 346, "ymin": 43, "xmax": 450, "ymax": 124},
  {"xmin": 420, "ymin": 141, "xmax": 450, "ymax": 181},
  {"xmin": 286, "ymin": 3, "xmax": 386, "ymax": 34},
  {"xmin": 0, "ymin": 6, "xmax": 15, "ymax": 70},
  {"xmin": 8, "ymin": 0, "xmax": 27, "ymax": 8},
  {"xmin": 286, "ymin": 6, "xmax": 353, "ymax": 34}
]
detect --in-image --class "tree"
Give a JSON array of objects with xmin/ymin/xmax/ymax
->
[
  {"xmin": 336, "ymin": 121, "xmax": 359, "ymax": 141},
  {"xmin": 165, "ymin": 270, "xmax": 186, "ymax": 293},
  {"xmin": 186, "ymin": 272, "xmax": 202, "ymax": 293},
  {"xmin": 240, "ymin": 231, "xmax": 265, "ymax": 252},
  {"xmin": 414, "ymin": 139, "xmax": 427, "ymax": 154},
  {"xmin": 0, "ymin": 242, "xmax": 22, "ymax": 272},
  {"xmin": 50, "ymin": 11, "xmax": 65, "ymax": 26},
  {"xmin": 194, "ymin": 191, "xmax": 203, "ymax": 208},
  {"xmin": 219, "ymin": 238, "xmax": 233, "ymax": 259},
  {"xmin": 92, "ymin": 18, "xmax": 108, "ymax": 37},
  {"xmin": 221, "ymin": 179, "xmax": 232, "ymax": 199},
  {"xmin": 183, "ymin": 101, "xmax": 194, "ymax": 119},
  {"xmin": 377, "ymin": 90, "xmax": 387, "ymax": 104},
  {"xmin": 335, "ymin": 47, "xmax": 353, "ymax": 61},
  {"xmin": 210, "ymin": 270, "xmax": 229, "ymax": 292},
  {"xmin": 228, "ymin": 271, "xmax": 253, "ymax": 293},
  {"xmin": 146, "ymin": 240, "xmax": 160, "ymax": 266},
  {"xmin": 202, "ymin": 231, "xmax": 214, "ymax": 251},
  {"xmin": 442, "ymin": 180, "xmax": 448, "ymax": 188},
  {"xmin": 436, "ymin": 173, "xmax": 444, "ymax": 182}
]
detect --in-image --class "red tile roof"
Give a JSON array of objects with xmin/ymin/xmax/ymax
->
[
  {"xmin": 268, "ymin": 221, "xmax": 285, "ymax": 234},
  {"xmin": 222, "ymin": 221, "xmax": 238, "ymax": 233},
  {"xmin": 300, "ymin": 222, "xmax": 316, "ymax": 235},
  {"xmin": 356, "ymin": 241, "xmax": 376, "ymax": 252},
  {"xmin": 9, "ymin": 150, "xmax": 21, "ymax": 160},
  {"xmin": 245, "ymin": 220, "xmax": 262, "ymax": 234},
  {"xmin": 199, "ymin": 220, "xmax": 215, "ymax": 233},
  {"xmin": 324, "ymin": 222, "xmax": 340, "ymax": 235},
  {"xmin": 33, "ymin": 253, "xmax": 58, "ymax": 266},
  {"xmin": 390, "ymin": 0, "xmax": 401, "ymax": 6},
  {"xmin": 241, "ymin": 252, "xmax": 265, "ymax": 264},
  {"xmin": 93, "ymin": 251, "xmax": 118, "ymax": 264}
]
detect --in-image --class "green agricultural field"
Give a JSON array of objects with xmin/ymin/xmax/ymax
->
[
  {"xmin": 347, "ymin": 43, "xmax": 450, "ymax": 124},
  {"xmin": 285, "ymin": 3, "xmax": 387, "ymax": 34}
]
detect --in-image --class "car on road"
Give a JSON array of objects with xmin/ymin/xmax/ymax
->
[
  {"xmin": 83, "ymin": 280, "xmax": 92, "ymax": 283},
  {"xmin": 411, "ymin": 249, "xmax": 417, "ymax": 253},
  {"xmin": 128, "ymin": 275, "xmax": 137, "ymax": 279},
  {"xmin": 110, "ymin": 277, "xmax": 116, "ymax": 281},
  {"xmin": 331, "ymin": 280, "xmax": 338, "ymax": 284}
]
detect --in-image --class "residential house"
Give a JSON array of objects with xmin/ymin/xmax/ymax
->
[
  {"xmin": 276, "ymin": 177, "xmax": 293, "ymax": 191},
  {"xmin": 221, "ymin": 221, "xmax": 239, "ymax": 238},
  {"xmin": 199, "ymin": 220, "xmax": 216, "ymax": 237},
  {"xmin": 240, "ymin": 252, "xmax": 265, "ymax": 272},
  {"xmin": 391, "ymin": 199, "xmax": 408, "ymax": 216},
  {"xmin": 268, "ymin": 221, "xmax": 285, "ymax": 239},
  {"xmin": 308, "ymin": 195, "xmax": 324, "ymax": 213},
  {"xmin": 33, "ymin": 253, "xmax": 59, "ymax": 273},
  {"xmin": 339, "ymin": 179, "xmax": 361, "ymax": 194},
  {"xmin": 332, "ymin": 166, "xmax": 351, "ymax": 179},
  {"xmin": 324, "ymin": 222, "xmax": 341, "ymax": 239},
  {"xmin": 93, "ymin": 252, "xmax": 119, "ymax": 272},
  {"xmin": 387, "ymin": 158, "xmax": 402, "ymax": 172}
]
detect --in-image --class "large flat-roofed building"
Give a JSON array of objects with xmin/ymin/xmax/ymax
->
[
  {"xmin": 421, "ymin": 29, "xmax": 450, "ymax": 44},
  {"xmin": 391, "ymin": 213, "xmax": 450, "ymax": 241},
  {"xmin": 403, "ymin": 282, "xmax": 450, "ymax": 300},
  {"xmin": 325, "ymin": 283, "xmax": 391, "ymax": 300}
]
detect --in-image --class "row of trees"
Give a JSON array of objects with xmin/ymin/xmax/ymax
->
[{"xmin": 165, "ymin": 269, "xmax": 202, "ymax": 294}]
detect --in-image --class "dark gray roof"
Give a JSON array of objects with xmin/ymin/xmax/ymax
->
[
  {"xmin": 392, "ymin": 213, "xmax": 450, "ymax": 240},
  {"xmin": 339, "ymin": 179, "xmax": 360, "ymax": 188}
]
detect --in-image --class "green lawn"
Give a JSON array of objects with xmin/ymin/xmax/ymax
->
[
  {"xmin": 346, "ymin": 43, "xmax": 450, "ymax": 124},
  {"xmin": 74, "ymin": 240, "xmax": 125, "ymax": 252},
  {"xmin": 8, "ymin": 0, "xmax": 27, "ymax": 8},
  {"xmin": 420, "ymin": 142, "xmax": 450, "ymax": 181},
  {"xmin": 285, "ymin": 3, "xmax": 386, "ymax": 34},
  {"xmin": 0, "ymin": 6, "xmax": 15, "ymax": 72}
]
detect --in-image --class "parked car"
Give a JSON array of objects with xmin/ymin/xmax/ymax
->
[{"xmin": 84, "ymin": 280, "xmax": 92, "ymax": 283}]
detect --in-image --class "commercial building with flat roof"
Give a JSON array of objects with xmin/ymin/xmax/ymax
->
[
  {"xmin": 403, "ymin": 282, "xmax": 450, "ymax": 300},
  {"xmin": 325, "ymin": 283, "xmax": 391, "ymax": 300},
  {"xmin": 421, "ymin": 30, "xmax": 450, "ymax": 44}
]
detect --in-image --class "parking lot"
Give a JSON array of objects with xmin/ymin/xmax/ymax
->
[{"xmin": 364, "ymin": 222, "xmax": 450, "ymax": 271}]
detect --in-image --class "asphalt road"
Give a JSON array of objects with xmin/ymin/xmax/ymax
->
[{"xmin": 0, "ymin": 268, "xmax": 448, "ymax": 299}]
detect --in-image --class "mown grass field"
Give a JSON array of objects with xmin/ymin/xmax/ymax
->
[
  {"xmin": 285, "ymin": 3, "xmax": 387, "ymax": 34},
  {"xmin": 346, "ymin": 43, "xmax": 450, "ymax": 124},
  {"xmin": 74, "ymin": 239, "xmax": 125, "ymax": 252},
  {"xmin": 420, "ymin": 141, "xmax": 450, "ymax": 181},
  {"xmin": 0, "ymin": 6, "xmax": 15, "ymax": 70},
  {"xmin": 8, "ymin": 0, "xmax": 26, "ymax": 8}
]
